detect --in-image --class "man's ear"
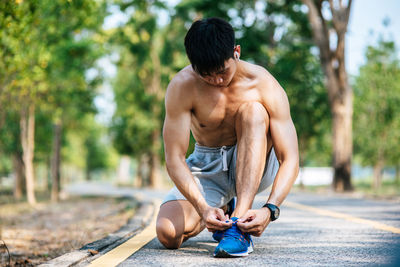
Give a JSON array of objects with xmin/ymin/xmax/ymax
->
[{"xmin": 234, "ymin": 45, "xmax": 241, "ymax": 59}]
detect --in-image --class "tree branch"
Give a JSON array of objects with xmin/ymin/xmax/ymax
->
[
  {"xmin": 301, "ymin": 0, "xmax": 331, "ymax": 64},
  {"xmin": 345, "ymin": 0, "xmax": 353, "ymax": 24}
]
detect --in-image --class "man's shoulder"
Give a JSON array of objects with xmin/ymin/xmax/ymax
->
[
  {"xmin": 242, "ymin": 61, "xmax": 288, "ymax": 114},
  {"xmin": 241, "ymin": 61, "xmax": 275, "ymax": 85},
  {"xmin": 168, "ymin": 65, "xmax": 197, "ymax": 91},
  {"xmin": 165, "ymin": 66, "xmax": 196, "ymax": 110},
  {"xmin": 241, "ymin": 61, "xmax": 282, "ymax": 94}
]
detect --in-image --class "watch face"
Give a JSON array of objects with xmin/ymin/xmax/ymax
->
[
  {"xmin": 264, "ymin": 203, "xmax": 280, "ymax": 221},
  {"xmin": 275, "ymin": 208, "xmax": 280, "ymax": 218}
]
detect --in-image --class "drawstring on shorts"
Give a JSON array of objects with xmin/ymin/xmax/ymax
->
[{"xmin": 220, "ymin": 146, "xmax": 228, "ymax": 171}]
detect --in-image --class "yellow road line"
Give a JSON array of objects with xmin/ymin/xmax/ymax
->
[
  {"xmin": 284, "ymin": 201, "xmax": 400, "ymax": 234},
  {"xmin": 87, "ymin": 200, "xmax": 160, "ymax": 267}
]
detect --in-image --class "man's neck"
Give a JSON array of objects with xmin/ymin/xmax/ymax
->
[{"xmin": 229, "ymin": 61, "xmax": 246, "ymax": 86}]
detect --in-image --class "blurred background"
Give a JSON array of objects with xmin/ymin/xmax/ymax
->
[
  {"xmin": 1, "ymin": 0, "xmax": 400, "ymax": 265},
  {"xmin": 1, "ymin": 0, "xmax": 400, "ymax": 203}
]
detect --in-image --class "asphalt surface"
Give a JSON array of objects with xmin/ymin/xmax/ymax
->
[{"xmin": 116, "ymin": 191, "xmax": 400, "ymax": 267}]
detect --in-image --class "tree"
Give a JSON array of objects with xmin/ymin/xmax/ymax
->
[
  {"xmin": 0, "ymin": 0, "xmax": 106, "ymax": 203},
  {"xmin": 84, "ymin": 119, "xmax": 111, "ymax": 181},
  {"xmin": 0, "ymin": 0, "xmax": 49, "ymax": 205},
  {"xmin": 111, "ymin": 0, "xmax": 166, "ymax": 188},
  {"xmin": 301, "ymin": 0, "xmax": 353, "ymax": 191},
  {"xmin": 40, "ymin": 0, "xmax": 106, "ymax": 201},
  {"xmin": 353, "ymin": 39, "xmax": 400, "ymax": 190},
  {"xmin": 0, "ymin": 111, "xmax": 25, "ymax": 200}
]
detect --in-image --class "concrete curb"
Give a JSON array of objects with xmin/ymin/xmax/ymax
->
[{"xmin": 38, "ymin": 199, "xmax": 156, "ymax": 267}]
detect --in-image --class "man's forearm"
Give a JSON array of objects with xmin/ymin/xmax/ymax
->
[
  {"xmin": 166, "ymin": 158, "xmax": 209, "ymax": 215},
  {"xmin": 266, "ymin": 159, "xmax": 299, "ymax": 206}
]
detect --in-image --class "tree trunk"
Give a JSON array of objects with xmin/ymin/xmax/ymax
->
[
  {"xmin": 51, "ymin": 122, "xmax": 62, "ymax": 202},
  {"xmin": 134, "ymin": 155, "xmax": 145, "ymax": 188},
  {"xmin": 147, "ymin": 38, "xmax": 164, "ymax": 189},
  {"xmin": 12, "ymin": 152, "xmax": 25, "ymax": 200},
  {"xmin": 20, "ymin": 103, "xmax": 36, "ymax": 205},
  {"xmin": 372, "ymin": 153, "xmax": 384, "ymax": 191},
  {"xmin": 149, "ymin": 130, "xmax": 162, "ymax": 188},
  {"xmin": 117, "ymin": 155, "xmax": 131, "ymax": 185},
  {"xmin": 302, "ymin": 0, "xmax": 353, "ymax": 192},
  {"xmin": 331, "ymin": 92, "xmax": 353, "ymax": 191},
  {"xmin": 135, "ymin": 154, "xmax": 151, "ymax": 187},
  {"xmin": 86, "ymin": 167, "xmax": 91, "ymax": 181},
  {"xmin": 396, "ymin": 165, "xmax": 400, "ymax": 185},
  {"xmin": 46, "ymin": 157, "xmax": 51, "ymax": 192}
]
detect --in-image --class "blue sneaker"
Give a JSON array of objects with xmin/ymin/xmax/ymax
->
[
  {"xmin": 212, "ymin": 230, "xmax": 224, "ymax": 243},
  {"xmin": 212, "ymin": 198, "xmax": 236, "ymax": 242},
  {"xmin": 214, "ymin": 217, "xmax": 254, "ymax": 257}
]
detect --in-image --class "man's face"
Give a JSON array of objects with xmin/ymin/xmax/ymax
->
[{"xmin": 198, "ymin": 58, "xmax": 238, "ymax": 87}]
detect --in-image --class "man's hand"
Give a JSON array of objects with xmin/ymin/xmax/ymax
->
[
  {"xmin": 201, "ymin": 206, "xmax": 232, "ymax": 232},
  {"xmin": 237, "ymin": 208, "xmax": 271, "ymax": 236}
]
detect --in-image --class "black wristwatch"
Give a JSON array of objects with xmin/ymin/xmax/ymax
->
[{"xmin": 263, "ymin": 203, "xmax": 280, "ymax": 221}]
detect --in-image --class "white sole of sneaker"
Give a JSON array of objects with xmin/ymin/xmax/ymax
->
[{"xmin": 214, "ymin": 246, "xmax": 253, "ymax": 258}]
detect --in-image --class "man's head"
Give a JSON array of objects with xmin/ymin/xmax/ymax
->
[{"xmin": 184, "ymin": 17, "xmax": 240, "ymax": 87}]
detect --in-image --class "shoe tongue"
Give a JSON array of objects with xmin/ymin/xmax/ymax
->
[
  {"xmin": 231, "ymin": 217, "xmax": 239, "ymax": 222},
  {"xmin": 224, "ymin": 217, "xmax": 241, "ymax": 238}
]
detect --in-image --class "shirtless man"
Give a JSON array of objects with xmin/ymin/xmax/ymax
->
[{"xmin": 156, "ymin": 17, "xmax": 299, "ymax": 257}]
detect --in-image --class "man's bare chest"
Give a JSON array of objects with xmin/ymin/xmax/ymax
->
[{"xmin": 192, "ymin": 85, "xmax": 262, "ymax": 130}]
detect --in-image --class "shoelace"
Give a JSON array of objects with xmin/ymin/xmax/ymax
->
[{"xmin": 223, "ymin": 221, "xmax": 248, "ymax": 243}]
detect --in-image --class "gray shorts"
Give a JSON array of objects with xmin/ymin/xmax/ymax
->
[{"xmin": 162, "ymin": 143, "xmax": 280, "ymax": 208}]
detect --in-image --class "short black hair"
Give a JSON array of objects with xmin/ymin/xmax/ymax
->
[{"xmin": 184, "ymin": 17, "xmax": 235, "ymax": 76}]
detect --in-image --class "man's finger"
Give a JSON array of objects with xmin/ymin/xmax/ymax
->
[
  {"xmin": 216, "ymin": 208, "xmax": 227, "ymax": 221},
  {"xmin": 237, "ymin": 219, "xmax": 260, "ymax": 231},
  {"xmin": 239, "ymin": 211, "xmax": 255, "ymax": 223},
  {"xmin": 237, "ymin": 221, "xmax": 252, "ymax": 230},
  {"xmin": 206, "ymin": 222, "xmax": 230, "ymax": 232},
  {"xmin": 207, "ymin": 216, "xmax": 231, "ymax": 228}
]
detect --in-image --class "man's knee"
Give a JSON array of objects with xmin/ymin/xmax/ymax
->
[
  {"xmin": 236, "ymin": 102, "xmax": 269, "ymax": 131},
  {"xmin": 156, "ymin": 216, "xmax": 183, "ymax": 249}
]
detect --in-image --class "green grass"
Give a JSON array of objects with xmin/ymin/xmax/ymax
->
[
  {"xmin": 293, "ymin": 178, "xmax": 400, "ymax": 199},
  {"xmin": 353, "ymin": 178, "xmax": 400, "ymax": 197}
]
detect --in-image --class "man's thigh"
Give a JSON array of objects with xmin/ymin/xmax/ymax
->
[{"xmin": 157, "ymin": 200, "xmax": 204, "ymax": 240}]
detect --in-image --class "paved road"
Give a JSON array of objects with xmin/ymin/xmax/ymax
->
[
  {"xmin": 119, "ymin": 192, "xmax": 400, "ymax": 266},
  {"xmin": 65, "ymin": 183, "xmax": 400, "ymax": 266}
]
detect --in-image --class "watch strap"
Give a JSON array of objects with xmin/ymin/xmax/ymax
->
[{"xmin": 262, "ymin": 203, "xmax": 280, "ymax": 221}]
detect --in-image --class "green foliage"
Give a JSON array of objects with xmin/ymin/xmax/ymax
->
[
  {"xmin": 354, "ymin": 39, "xmax": 400, "ymax": 167},
  {"xmin": 0, "ymin": 0, "xmax": 108, "ymax": 181},
  {"xmin": 85, "ymin": 119, "xmax": 111, "ymax": 173},
  {"xmin": 110, "ymin": 0, "xmax": 165, "ymax": 158},
  {"xmin": 0, "ymin": 0, "xmax": 48, "ymax": 109},
  {"xmin": 62, "ymin": 114, "xmax": 114, "ymax": 174}
]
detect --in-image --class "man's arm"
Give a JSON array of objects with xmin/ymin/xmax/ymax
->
[
  {"xmin": 265, "ymin": 78, "xmax": 299, "ymax": 207},
  {"xmin": 163, "ymin": 77, "xmax": 231, "ymax": 231},
  {"xmin": 237, "ymin": 72, "xmax": 299, "ymax": 236}
]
